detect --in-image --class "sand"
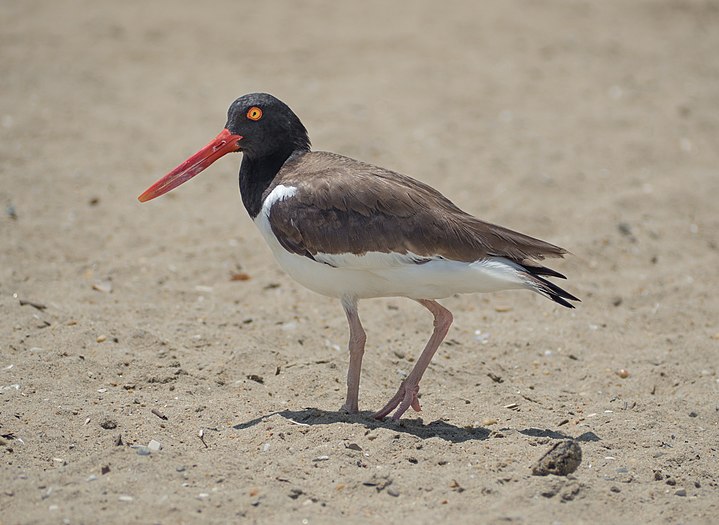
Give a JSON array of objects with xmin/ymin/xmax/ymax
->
[{"xmin": 2, "ymin": 1, "xmax": 718, "ymax": 523}]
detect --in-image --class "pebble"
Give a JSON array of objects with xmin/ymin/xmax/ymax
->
[
  {"xmin": 148, "ymin": 440, "xmax": 162, "ymax": 452},
  {"xmin": 135, "ymin": 446, "xmax": 151, "ymax": 456},
  {"xmin": 532, "ymin": 440, "xmax": 583, "ymax": 476},
  {"xmin": 118, "ymin": 495, "xmax": 134, "ymax": 502},
  {"xmin": 247, "ymin": 374, "xmax": 264, "ymax": 384},
  {"xmin": 675, "ymin": 488, "xmax": 687, "ymax": 497},
  {"xmin": 96, "ymin": 335, "xmax": 107, "ymax": 343},
  {"xmin": 482, "ymin": 418, "xmax": 498, "ymax": 426},
  {"xmin": 151, "ymin": 408, "xmax": 168, "ymax": 420},
  {"xmin": 99, "ymin": 418, "xmax": 117, "ymax": 430},
  {"xmin": 387, "ymin": 488, "xmax": 400, "ymax": 497},
  {"xmin": 313, "ymin": 455, "xmax": 330, "ymax": 462},
  {"xmin": 616, "ymin": 369, "xmax": 630, "ymax": 379},
  {"xmin": 487, "ymin": 372, "xmax": 503, "ymax": 383},
  {"xmin": 474, "ymin": 330, "xmax": 491, "ymax": 344},
  {"xmin": 92, "ymin": 280, "xmax": 113, "ymax": 293},
  {"xmin": 617, "ymin": 222, "xmax": 632, "ymax": 236}
]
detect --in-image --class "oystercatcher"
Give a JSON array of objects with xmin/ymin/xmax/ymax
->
[{"xmin": 139, "ymin": 93, "xmax": 578, "ymax": 420}]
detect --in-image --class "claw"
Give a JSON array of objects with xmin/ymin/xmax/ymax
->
[{"xmin": 373, "ymin": 380, "xmax": 422, "ymax": 421}]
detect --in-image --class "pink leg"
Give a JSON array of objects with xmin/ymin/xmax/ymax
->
[
  {"xmin": 340, "ymin": 298, "xmax": 366, "ymax": 413},
  {"xmin": 374, "ymin": 300, "xmax": 453, "ymax": 420}
]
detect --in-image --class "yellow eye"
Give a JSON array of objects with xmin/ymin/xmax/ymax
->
[{"xmin": 246, "ymin": 107, "xmax": 263, "ymax": 121}]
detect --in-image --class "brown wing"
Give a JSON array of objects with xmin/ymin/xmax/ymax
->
[{"xmin": 267, "ymin": 151, "xmax": 568, "ymax": 265}]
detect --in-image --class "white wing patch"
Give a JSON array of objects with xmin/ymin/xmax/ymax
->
[
  {"xmin": 260, "ymin": 184, "xmax": 298, "ymax": 218},
  {"xmin": 314, "ymin": 251, "xmax": 429, "ymax": 268}
]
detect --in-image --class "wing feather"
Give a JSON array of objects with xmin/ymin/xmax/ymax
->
[{"xmin": 267, "ymin": 151, "xmax": 567, "ymax": 267}]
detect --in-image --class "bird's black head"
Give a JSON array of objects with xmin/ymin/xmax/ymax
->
[
  {"xmin": 138, "ymin": 93, "xmax": 311, "ymax": 203},
  {"xmin": 226, "ymin": 93, "xmax": 311, "ymax": 159}
]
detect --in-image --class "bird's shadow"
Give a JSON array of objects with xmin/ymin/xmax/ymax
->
[{"xmin": 233, "ymin": 408, "xmax": 601, "ymax": 444}]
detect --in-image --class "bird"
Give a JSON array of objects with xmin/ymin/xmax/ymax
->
[{"xmin": 138, "ymin": 93, "xmax": 579, "ymax": 421}]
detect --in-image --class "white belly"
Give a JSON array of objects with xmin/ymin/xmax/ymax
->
[{"xmin": 255, "ymin": 185, "xmax": 530, "ymax": 300}]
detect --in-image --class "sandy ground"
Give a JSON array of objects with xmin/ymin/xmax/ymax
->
[{"xmin": 2, "ymin": 1, "xmax": 719, "ymax": 523}]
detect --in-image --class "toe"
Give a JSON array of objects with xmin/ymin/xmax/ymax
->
[{"xmin": 411, "ymin": 396, "xmax": 421, "ymax": 412}]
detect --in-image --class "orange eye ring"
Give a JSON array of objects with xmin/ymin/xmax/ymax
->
[{"xmin": 246, "ymin": 107, "xmax": 263, "ymax": 121}]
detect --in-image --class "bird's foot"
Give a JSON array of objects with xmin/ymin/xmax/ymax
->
[
  {"xmin": 340, "ymin": 401, "xmax": 359, "ymax": 414},
  {"xmin": 373, "ymin": 380, "xmax": 421, "ymax": 420}
]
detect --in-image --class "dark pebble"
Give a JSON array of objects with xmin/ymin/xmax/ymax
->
[
  {"xmin": 100, "ymin": 418, "xmax": 117, "ymax": 430},
  {"xmin": 617, "ymin": 222, "xmax": 632, "ymax": 236},
  {"xmin": 532, "ymin": 440, "xmax": 582, "ymax": 476}
]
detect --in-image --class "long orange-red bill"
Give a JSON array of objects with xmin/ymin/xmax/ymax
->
[{"xmin": 138, "ymin": 128, "xmax": 242, "ymax": 202}]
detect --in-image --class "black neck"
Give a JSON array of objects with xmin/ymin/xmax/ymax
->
[{"xmin": 239, "ymin": 147, "xmax": 304, "ymax": 218}]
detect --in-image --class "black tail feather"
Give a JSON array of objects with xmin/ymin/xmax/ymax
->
[
  {"xmin": 528, "ymin": 274, "xmax": 580, "ymax": 309},
  {"xmin": 522, "ymin": 264, "xmax": 567, "ymax": 280}
]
